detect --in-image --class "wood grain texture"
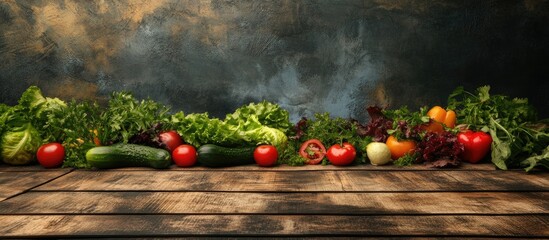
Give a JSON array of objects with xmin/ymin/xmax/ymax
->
[
  {"xmin": 0, "ymin": 163, "xmax": 496, "ymax": 172},
  {"xmin": 0, "ymin": 215, "xmax": 547, "ymax": 237},
  {"xmin": 0, "ymin": 164, "xmax": 74, "ymax": 172},
  {"xmin": 0, "ymin": 191, "xmax": 547, "ymax": 215},
  {"xmin": 2, "ymin": 162, "xmax": 547, "ymax": 237},
  {"xmin": 116, "ymin": 163, "xmax": 498, "ymax": 171},
  {"xmin": 0, "ymin": 170, "xmax": 71, "ymax": 201},
  {"xmin": 34, "ymin": 170, "xmax": 549, "ymax": 192}
]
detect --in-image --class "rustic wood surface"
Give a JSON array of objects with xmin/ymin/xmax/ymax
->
[
  {"xmin": 0, "ymin": 168, "xmax": 72, "ymax": 201},
  {"xmin": 0, "ymin": 163, "xmax": 547, "ymax": 238}
]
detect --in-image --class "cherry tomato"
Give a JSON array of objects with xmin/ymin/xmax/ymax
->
[
  {"xmin": 172, "ymin": 144, "xmax": 197, "ymax": 167},
  {"xmin": 253, "ymin": 145, "xmax": 278, "ymax": 167},
  {"xmin": 385, "ymin": 135, "xmax": 417, "ymax": 160},
  {"xmin": 326, "ymin": 142, "xmax": 356, "ymax": 166},
  {"xmin": 299, "ymin": 139, "xmax": 327, "ymax": 165},
  {"xmin": 36, "ymin": 143, "xmax": 65, "ymax": 168},
  {"xmin": 159, "ymin": 131, "xmax": 184, "ymax": 152}
]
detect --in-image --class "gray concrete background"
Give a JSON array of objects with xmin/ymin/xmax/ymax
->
[{"xmin": 1, "ymin": 0, "xmax": 548, "ymax": 122}]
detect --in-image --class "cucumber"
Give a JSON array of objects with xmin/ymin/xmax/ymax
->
[
  {"xmin": 197, "ymin": 144, "xmax": 256, "ymax": 167},
  {"xmin": 86, "ymin": 144, "xmax": 172, "ymax": 169}
]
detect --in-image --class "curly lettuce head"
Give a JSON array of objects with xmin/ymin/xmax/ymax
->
[
  {"xmin": 1, "ymin": 123, "xmax": 42, "ymax": 165},
  {"xmin": 171, "ymin": 101, "xmax": 290, "ymax": 151},
  {"xmin": 246, "ymin": 126, "xmax": 288, "ymax": 150},
  {"xmin": 224, "ymin": 101, "xmax": 292, "ymax": 133}
]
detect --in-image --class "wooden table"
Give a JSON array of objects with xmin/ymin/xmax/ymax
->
[{"xmin": 0, "ymin": 163, "xmax": 548, "ymax": 238}]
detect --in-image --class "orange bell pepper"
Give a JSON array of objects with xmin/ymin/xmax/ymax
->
[
  {"xmin": 424, "ymin": 106, "xmax": 456, "ymax": 133},
  {"xmin": 386, "ymin": 135, "xmax": 417, "ymax": 160}
]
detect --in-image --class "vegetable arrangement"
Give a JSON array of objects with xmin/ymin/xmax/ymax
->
[
  {"xmin": 0, "ymin": 85, "xmax": 547, "ymax": 172},
  {"xmin": 448, "ymin": 86, "xmax": 549, "ymax": 171}
]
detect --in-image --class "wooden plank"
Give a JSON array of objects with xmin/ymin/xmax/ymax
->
[
  {"xmin": 0, "ymin": 162, "xmax": 498, "ymax": 171},
  {"xmin": 116, "ymin": 163, "xmax": 498, "ymax": 171},
  {"xmin": 53, "ymin": 238, "xmax": 549, "ymax": 240},
  {"xmin": 0, "ymin": 164, "xmax": 73, "ymax": 172},
  {"xmin": 1, "ymin": 191, "xmax": 547, "ymax": 215},
  {"xmin": 0, "ymin": 215, "xmax": 547, "ymax": 237},
  {"xmin": 61, "ymin": 238, "xmax": 549, "ymax": 240},
  {"xmin": 34, "ymin": 170, "xmax": 549, "ymax": 192},
  {"xmin": 0, "ymin": 163, "xmax": 499, "ymax": 171},
  {"xmin": 0, "ymin": 170, "xmax": 72, "ymax": 201}
]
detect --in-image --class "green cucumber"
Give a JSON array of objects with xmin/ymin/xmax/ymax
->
[
  {"xmin": 197, "ymin": 144, "xmax": 256, "ymax": 167},
  {"xmin": 86, "ymin": 144, "xmax": 172, "ymax": 169}
]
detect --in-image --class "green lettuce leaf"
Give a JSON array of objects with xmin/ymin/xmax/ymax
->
[
  {"xmin": 224, "ymin": 101, "xmax": 292, "ymax": 134},
  {"xmin": 1, "ymin": 122, "xmax": 42, "ymax": 165},
  {"xmin": 244, "ymin": 126, "xmax": 288, "ymax": 150},
  {"xmin": 172, "ymin": 101, "xmax": 291, "ymax": 150},
  {"xmin": 18, "ymin": 86, "xmax": 47, "ymax": 112},
  {"xmin": 99, "ymin": 92, "xmax": 170, "ymax": 144},
  {"xmin": 522, "ymin": 145, "xmax": 549, "ymax": 172}
]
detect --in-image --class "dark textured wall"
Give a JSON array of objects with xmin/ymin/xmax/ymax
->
[{"xmin": 1, "ymin": 0, "xmax": 548, "ymax": 122}]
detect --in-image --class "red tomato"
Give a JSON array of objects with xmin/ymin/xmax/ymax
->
[
  {"xmin": 37, "ymin": 143, "xmax": 65, "ymax": 168},
  {"xmin": 326, "ymin": 142, "xmax": 356, "ymax": 166},
  {"xmin": 172, "ymin": 144, "xmax": 197, "ymax": 167},
  {"xmin": 159, "ymin": 131, "xmax": 183, "ymax": 152},
  {"xmin": 253, "ymin": 145, "xmax": 278, "ymax": 167},
  {"xmin": 457, "ymin": 130, "xmax": 492, "ymax": 163},
  {"xmin": 299, "ymin": 139, "xmax": 327, "ymax": 165}
]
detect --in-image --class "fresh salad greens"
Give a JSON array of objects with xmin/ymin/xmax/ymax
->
[
  {"xmin": 171, "ymin": 101, "xmax": 291, "ymax": 151},
  {"xmin": 224, "ymin": 101, "xmax": 292, "ymax": 134},
  {"xmin": 1, "ymin": 122, "xmax": 42, "ymax": 165},
  {"xmin": 523, "ymin": 145, "xmax": 549, "ymax": 172},
  {"xmin": 363, "ymin": 105, "xmax": 464, "ymax": 168},
  {"xmin": 0, "ymin": 88, "xmax": 173, "ymax": 168},
  {"xmin": 98, "ymin": 92, "xmax": 171, "ymax": 145},
  {"xmin": 282, "ymin": 112, "xmax": 372, "ymax": 165},
  {"xmin": 42, "ymin": 100, "xmax": 102, "ymax": 168},
  {"xmin": 48, "ymin": 92, "xmax": 171, "ymax": 168},
  {"xmin": 448, "ymin": 86, "xmax": 549, "ymax": 171},
  {"xmin": 1, "ymin": 85, "xmax": 548, "ymax": 171},
  {"xmin": 383, "ymin": 106, "xmax": 431, "ymax": 139},
  {"xmin": 303, "ymin": 113, "xmax": 364, "ymax": 148},
  {"xmin": 0, "ymin": 86, "xmax": 65, "ymax": 165}
]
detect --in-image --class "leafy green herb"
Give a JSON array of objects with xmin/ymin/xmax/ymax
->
[
  {"xmin": 384, "ymin": 106, "xmax": 430, "ymax": 130},
  {"xmin": 393, "ymin": 153, "xmax": 417, "ymax": 167},
  {"xmin": 278, "ymin": 141, "xmax": 305, "ymax": 166},
  {"xmin": 522, "ymin": 145, "xmax": 549, "ymax": 172},
  {"xmin": 448, "ymin": 85, "xmax": 548, "ymax": 171},
  {"xmin": 304, "ymin": 113, "xmax": 366, "ymax": 147},
  {"xmin": 43, "ymin": 100, "xmax": 102, "ymax": 168},
  {"xmin": 383, "ymin": 106, "xmax": 430, "ymax": 140},
  {"xmin": 299, "ymin": 112, "xmax": 371, "ymax": 164},
  {"xmin": 42, "ymin": 91, "xmax": 172, "ymax": 168},
  {"xmin": 448, "ymin": 86, "xmax": 537, "ymax": 130},
  {"xmin": 99, "ymin": 92, "xmax": 171, "ymax": 145}
]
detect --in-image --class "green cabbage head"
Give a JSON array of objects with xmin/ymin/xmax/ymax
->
[{"xmin": 1, "ymin": 123, "xmax": 42, "ymax": 165}]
